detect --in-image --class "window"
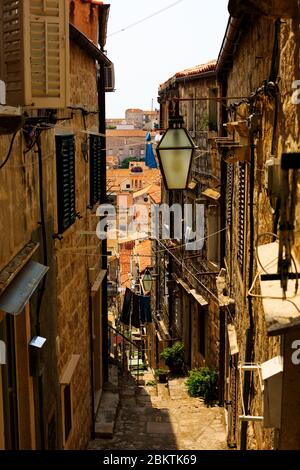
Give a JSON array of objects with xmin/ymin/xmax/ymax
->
[
  {"xmin": 207, "ymin": 205, "xmax": 220, "ymax": 266},
  {"xmin": 126, "ymin": 184, "xmax": 130, "ymax": 189},
  {"xmin": 226, "ymin": 164, "xmax": 234, "ymax": 227},
  {"xmin": 63, "ymin": 385, "xmax": 72, "ymax": 442},
  {"xmin": 209, "ymin": 88, "xmax": 218, "ymax": 132},
  {"xmin": 187, "ymin": 95, "xmax": 195, "ymax": 132},
  {"xmin": 238, "ymin": 163, "xmax": 246, "ymax": 274},
  {"xmin": 89, "ymin": 135, "xmax": 101, "ymax": 206},
  {"xmin": 56, "ymin": 135, "xmax": 76, "ymax": 234},
  {"xmin": 129, "ymin": 148, "xmax": 133, "ymax": 156},
  {"xmin": 199, "ymin": 308, "xmax": 206, "ymax": 358},
  {"xmin": 59, "ymin": 354, "xmax": 79, "ymax": 446},
  {"xmin": 0, "ymin": 0, "xmax": 69, "ymax": 108}
]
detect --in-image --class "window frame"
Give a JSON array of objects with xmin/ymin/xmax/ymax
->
[{"xmin": 55, "ymin": 134, "xmax": 76, "ymax": 234}]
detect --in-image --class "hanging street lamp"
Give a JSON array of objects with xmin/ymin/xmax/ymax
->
[
  {"xmin": 156, "ymin": 114, "xmax": 197, "ymax": 190},
  {"xmin": 141, "ymin": 268, "xmax": 153, "ymax": 293}
]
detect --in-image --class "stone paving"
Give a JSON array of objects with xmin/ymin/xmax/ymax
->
[{"xmin": 88, "ymin": 373, "xmax": 228, "ymax": 451}]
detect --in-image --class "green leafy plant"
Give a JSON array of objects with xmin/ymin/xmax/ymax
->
[
  {"xmin": 185, "ymin": 368, "xmax": 219, "ymax": 405},
  {"xmin": 146, "ymin": 380, "xmax": 157, "ymax": 386},
  {"xmin": 160, "ymin": 342, "xmax": 184, "ymax": 374}
]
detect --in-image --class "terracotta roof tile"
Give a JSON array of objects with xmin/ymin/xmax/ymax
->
[
  {"xmin": 175, "ymin": 60, "xmax": 216, "ymax": 78},
  {"xmin": 106, "ymin": 129, "xmax": 156, "ymax": 137},
  {"xmin": 160, "ymin": 60, "xmax": 217, "ymax": 89},
  {"xmin": 133, "ymin": 240, "xmax": 152, "ymax": 273}
]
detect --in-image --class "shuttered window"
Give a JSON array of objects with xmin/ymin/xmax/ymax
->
[
  {"xmin": 226, "ymin": 164, "xmax": 234, "ymax": 227},
  {"xmin": 56, "ymin": 135, "xmax": 76, "ymax": 234},
  {"xmin": 238, "ymin": 163, "xmax": 246, "ymax": 274},
  {"xmin": 89, "ymin": 135, "xmax": 101, "ymax": 207},
  {"xmin": 0, "ymin": 0, "xmax": 69, "ymax": 107}
]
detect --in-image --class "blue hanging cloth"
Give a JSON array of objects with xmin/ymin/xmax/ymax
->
[{"xmin": 144, "ymin": 133, "xmax": 158, "ymax": 169}]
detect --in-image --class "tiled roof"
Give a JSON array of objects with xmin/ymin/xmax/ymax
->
[
  {"xmin": 159, "ymin": 59, "xmax": 217, "ymax": 90},
  {"xmin": 133, "ymin": 240, "xmax": 152, "ymax": 273},
  {"xmin": 175, "ymin": 60, "xmax": 216, "ymax": 78},
  {"xmin": 125, "ymin": 108, "xmax": 144, "ymax": 113},
  {"xmin": 148, "ymin": 184, "xmax": 161, "ymax": 204},
  {"xmin": 106, "ymin": 129, "xmax": 156, "ymax": 137},
  {"xmin": 132, "ymin": 185, "xmax": 153, "ymax": 199}
]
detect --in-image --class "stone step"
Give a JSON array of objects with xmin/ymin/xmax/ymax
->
[{"xmin": 95, "ymin": 391, "xmax": 120, "ymax": 438}]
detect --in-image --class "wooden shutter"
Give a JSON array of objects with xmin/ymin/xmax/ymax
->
[
  {"xmin": 56, "ymin": 135, "xmax": 76, "ymax": 234},
  {"xmin": 238, "ymin": 163, "xmax": 246, "ymax": 274},
  {"xmin": 0, "ymin": 0, "xmax": 69, "ymax": 107},
  {"xmin": 0, "ymin": 1, "xmax": 24, "ymax": 105},
  {"xmin": 89, "ymin": 135, "xmax": 101, "ymax": 207},
  {"xmin": 226, "ymin": 164, "xmax": 234, "ymax": 227}
]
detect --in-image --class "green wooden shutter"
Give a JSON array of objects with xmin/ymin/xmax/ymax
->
[
  {"xmin": 89, "ymin": 135, "xmax": 101, "ymax": 207},
  {"xmin": 56, "ymin": 135, "xmax": 76, "ymax": 234}
]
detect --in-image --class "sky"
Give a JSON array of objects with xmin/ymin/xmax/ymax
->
[{"xmin": 105, "ymin": 0, "xmax": 229, "ymax": 118}]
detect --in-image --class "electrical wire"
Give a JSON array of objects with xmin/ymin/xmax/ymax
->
[
  {"xmin": 154, "ymin": 235, "xmax": 220, "ymax": 304},
  {"xmin": 108, "ymin": 0, "xmax": 185, "ymax": 37},
  {"xmin": 0, "ymin": 130, "xmax": 19, "ymax": 170}
]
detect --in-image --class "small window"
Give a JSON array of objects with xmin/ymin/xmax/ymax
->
[
  {"xmin": 209, "ymin": 88, "xmax": 218, "ymax": 132},
  {"xmin": 89, "ymin": 135, "xmax": 101, "ymax": 206},
  {"xmin": 199, "ymin": 309, "xmax": 206, "ymax": 358},
  {"xmin": 63, "ymin": 384, "xmax": 72, "ymax": 442},
  {"xmin": 187, "ymin": 97, "xmax": 195, "ymax": 132},
  {"xmin": 126, "ymin": 184, "xmax": 130, "ymax": 189},
  {"xmin": 56, "ymin": 135, "xmax": 76, "ymax": 234}
]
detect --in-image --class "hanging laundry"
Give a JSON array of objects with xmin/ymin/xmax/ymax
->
[
  {"xmin": 139, "ymin": 295, "xmax": 152, "ymax": 323},
  {"xmin": 120, "ymin": 288, "xmax": 132, "ymax": 325}
]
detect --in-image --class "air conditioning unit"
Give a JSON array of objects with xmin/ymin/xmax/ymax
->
[
  {"xmin": 104, "ymin": 63, "xmax": 115, "ymax": 92},
  {"xmin": 0, "ymin": 0, "xmax": 69, "ymax": 108}
]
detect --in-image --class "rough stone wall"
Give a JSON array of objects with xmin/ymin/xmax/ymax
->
[
  {"xmin": 69, "ymin": 0, "xmax": 99, "ymax": 44},
  {"xmin": 54, "ymin": 42, "xmax": 100, "ymax": 450},
  {"xmin": 0, "ymin": 36, "xmax": 101, "ymax": 449},
  {"xmin": 223, "ymin": 12, "xmax": 300, "ymax": 449},
  {"xmin": 158, "ymin": 74, "xmax": 221, "ymax": 372}
]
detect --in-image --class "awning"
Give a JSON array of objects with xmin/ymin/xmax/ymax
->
[
  {"xmin": 190, "ymin": 289, "xmax": 208, "ymax": 306},
  {"xmin": 176, "ymin": 278, "xmax": 191, "ymax": 293},
  {"xmin": 188, "ymin": 180, "xmax": 197, "ymax": 190},
  {"xmin": 201, "ymin": 188, "xmax": 221, "ymax": 200},
  {"xmin": 258, "ymin": 242, "xmax": 300, "ymax": 334},
  {"xmin": 0, "ymin": 260, "xmax": 49, "ymax": 315}
]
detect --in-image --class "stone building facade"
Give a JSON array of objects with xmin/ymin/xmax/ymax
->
[
  {"xmin": 154, "ymin": 0, "xmax": 300, "ymax": 451},
  {"xmin": 154, "ymin": 61, "xmax": 224, "ymax": 380},
  {"xmin": 217, "ymin": 0, "xmax": 300, "ymax": 450},
  {"xmin": 0, "ymin": 0, "xmax": 112, "ymax": 450}
]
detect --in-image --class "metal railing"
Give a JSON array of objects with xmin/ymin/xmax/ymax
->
[{"xmin": 108, "ymin": 324, "xmax": 143, "ymax": 386}]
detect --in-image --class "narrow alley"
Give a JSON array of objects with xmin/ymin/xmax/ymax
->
[{"xmin": 88, "ymin": 368, "xmax": 227, "ymax": 451}]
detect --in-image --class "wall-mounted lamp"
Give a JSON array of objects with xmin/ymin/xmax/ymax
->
[{"xmin": 156, "ymin": 114, "xmax": 197, "ymax": 190}]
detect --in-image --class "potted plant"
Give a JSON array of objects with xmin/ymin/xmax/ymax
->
[
  {"xmin": 160, "ymin": 341, "xmax": 185, "ymax": 375},
  {"xmin": 154, "ymin": 368, "xmax": 169, "ymax": 383},
  {"xmin": 185, "ymin": 367, "xmax": 219, "ymax": 406}
]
